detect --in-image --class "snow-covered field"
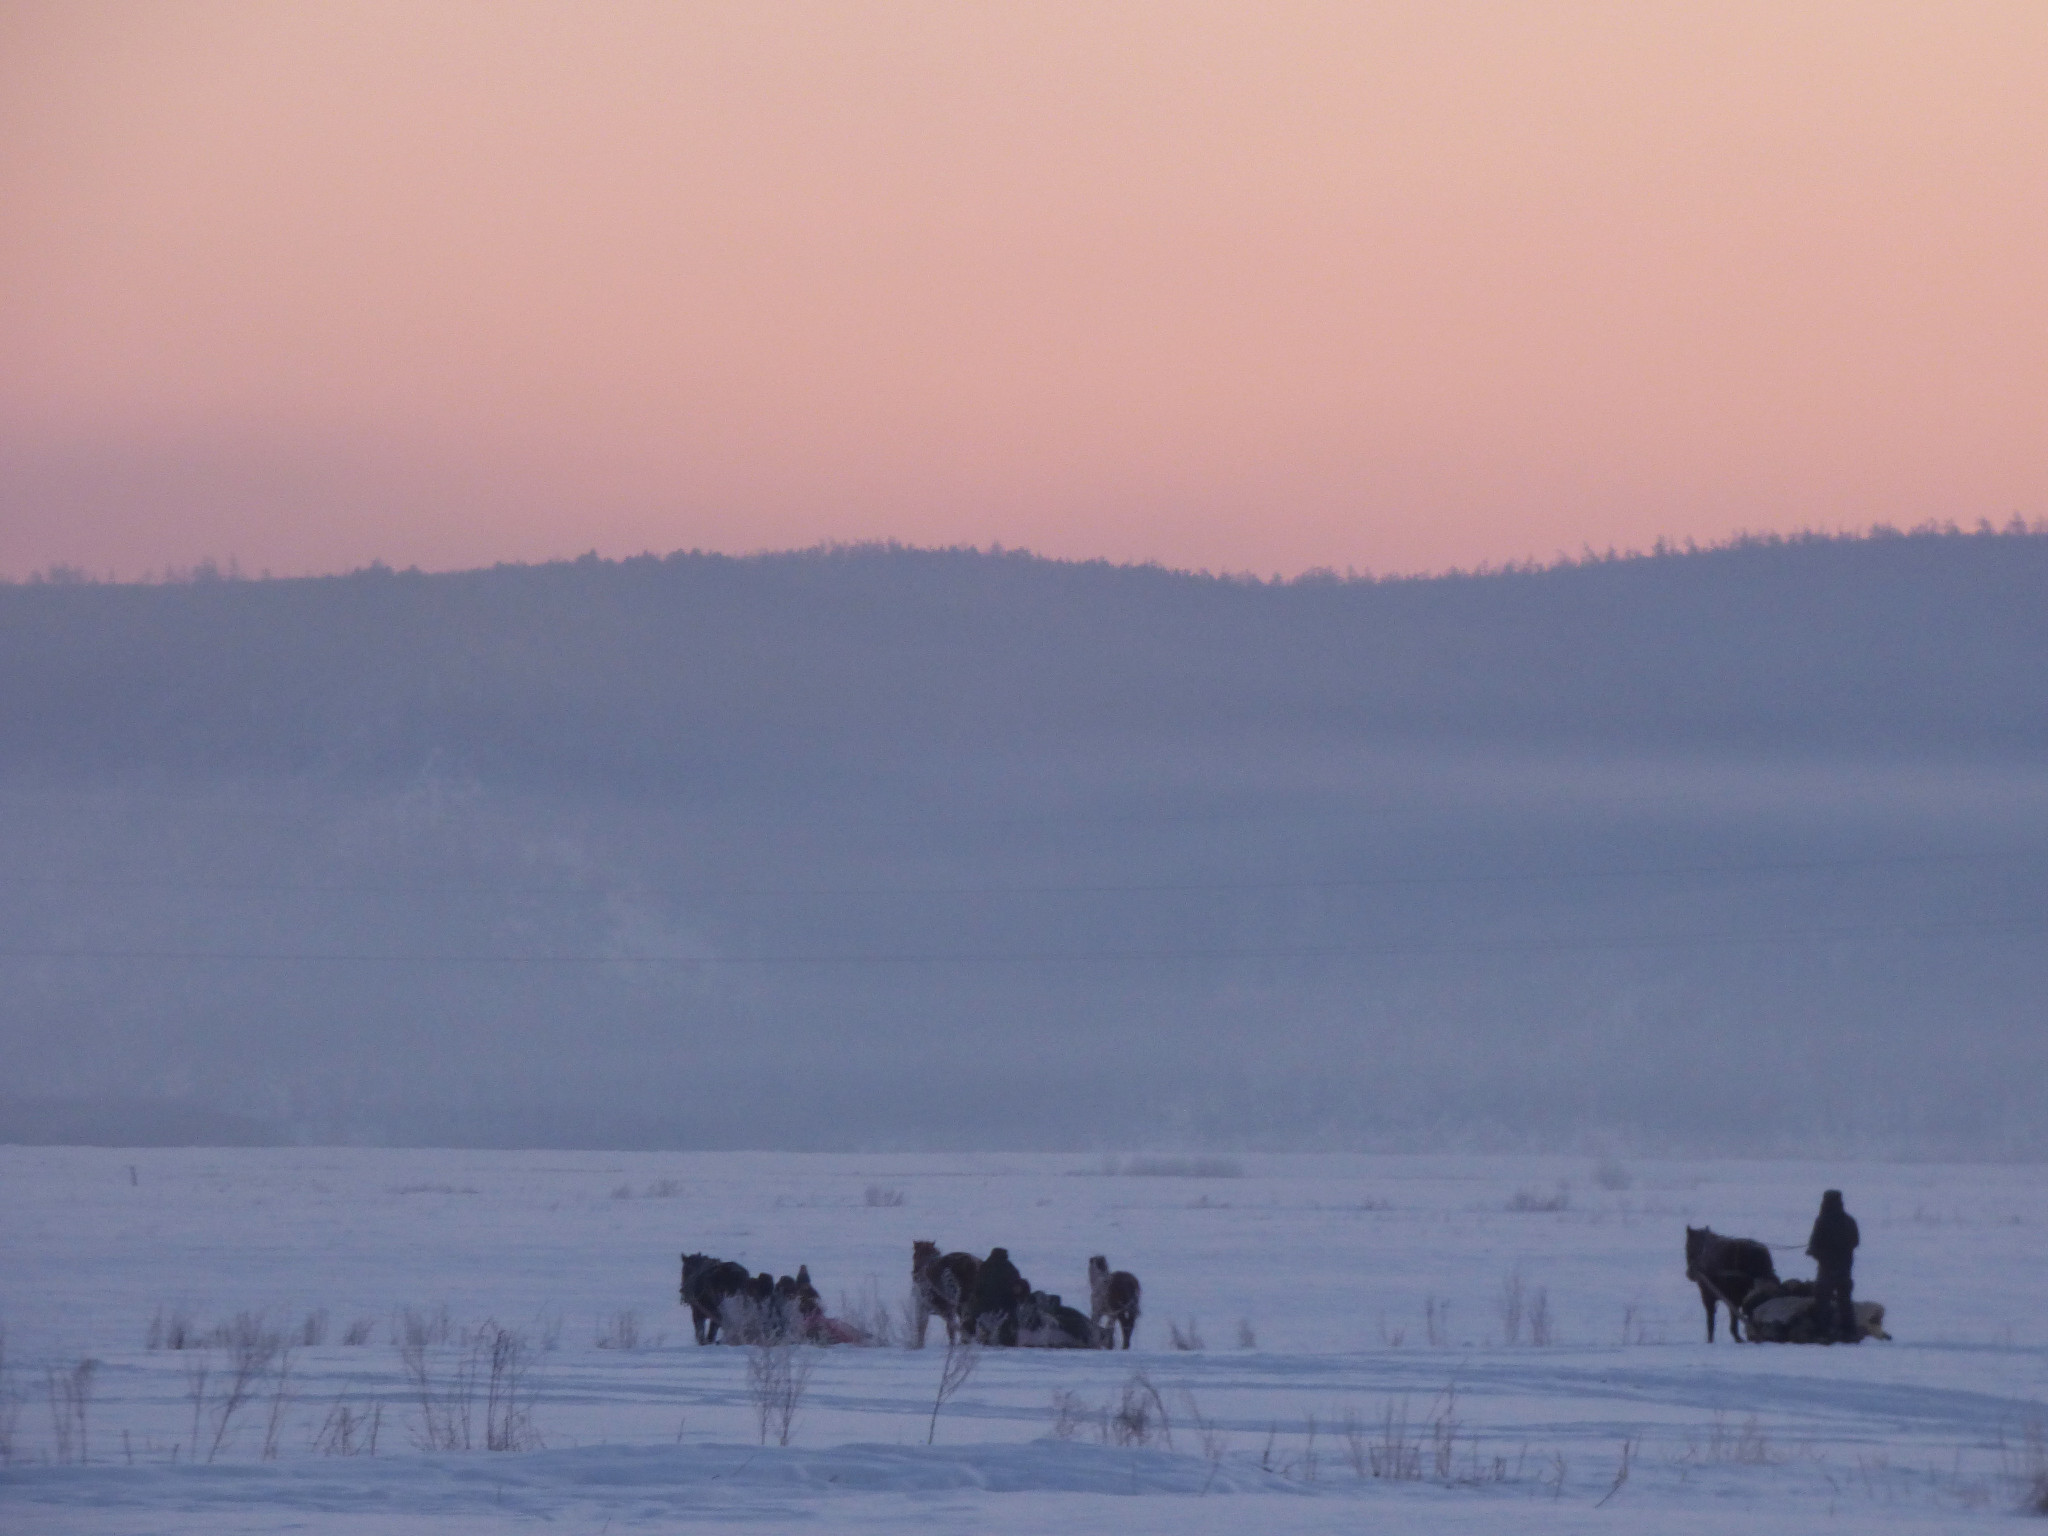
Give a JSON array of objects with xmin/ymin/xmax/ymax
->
[{"xmin": 4, "ymin": 1146, "xmax": 2045, "ymax": 1532}]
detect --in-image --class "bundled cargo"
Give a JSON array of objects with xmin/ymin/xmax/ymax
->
[{"xmin": 1742, "ymin": 1279, "xmax": 1891, "ymax": 1344}]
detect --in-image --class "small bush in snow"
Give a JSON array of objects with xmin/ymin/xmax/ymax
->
[
  {"xmin": 1345, "ymin": 1388, "xmax": 1486, "ymax": 1484},
  {"xmin": 0, "ymin": 1325, "xmax": 19, "ymax": 1465},
  {"xmin": 1494, "ymin": 1270, "xmax": 1555, "ymax": 1345},
  {"xmin": 1506, "ymin": 1185, "xmax": 1570, "ymax": 1213},
  {"xmin": 205, "ymin": 1311, "xmax": 284, "ymax": 1355},
  {"xmin": 1695, "ymin": 1413, "xmax": 1776, "ymax": 1465},
  {"xmin": 147, "ymin": 1307, "xmax": 197, "ymax": 1350},
  {"xmin": 260, "ymin": 1348, "xmax": 294, "ymax": 1460},
  {"xmin": 1167, "ymin": 1318, "xmax": 1205, "ymax": 1351},
  {"xmin": 1181, "ymin": 1389, "xmax": 1230, "ymax": 1485},
  {"xmin": 2010, "ymin": 1420, "xmax": 2048, "ymax": 1514},
  {"xmin": 314, "ymin": 1396, "xmax": 382, "ymax": 1456},
  {"xmin": 44, "ymin": 1358, "xmax": 97, "ymax": 1465},
  {"xmin": 1305, "ymin": 1414, "xmax": 1325, "ymax": 1481},
  {"xmin": 926, "ymin": 1338, "xmax": 977, "ymax": 1445},
  {"xmin": 1049, "ymin": 1388, "xmax": 1090, "ymax": 1441},
  {"xmin": 476, "ymin": 1324, "xmax": 541, "ymax": 1451},
  {"xmin": 1592, "ymin": 1158, "xmax": 1633, "ymax": 1191},
  {"xmin": 1109, "ymin": 1372, "xmax": 1172, "ymax": 1449},
  {"xmin": 399, "ymin": 1319, "xmax": 540, "ymax": 1452},
  {"xmin": 863, "ymin": 1184, "xmax": 907, "ymax": 1207},
  {"xmin": 1595, "ymin": 1436, "xmax": 1636, "ymax": 1508},
  {"xmin": 594, "ymin": 1310, "xmax": 642, "ymax": 1350},
  {"xmin": 1498, "ymin": 1270, "xmax": 1525, "ymax": 1345},
  {"xmin": 200, "ymin": 1317, "xmax": 280, "ymax": 1461},
  {"xmin": 393, "ymin": 1305, "xmax": 454, "ymax": 1350},
  {"xmin": 1355, "ymin": 1400, "xmax": 1420, "ymax": 1479},
  {"xmin": 746, "ymin": 1341, "xmax": 813, "ymax": 1447},
  {"xmin": 835, "ymin": 1278, "xmax": 898, "ymax": 1347},
  {"xmin": 894, "ymin": 1289, "xmax": 925, "ymax": 1350}
]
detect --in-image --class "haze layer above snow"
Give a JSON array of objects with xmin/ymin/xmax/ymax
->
[{"xmin": 3, "ymin": 531, "xmax": 2044, "ymax": 1153}]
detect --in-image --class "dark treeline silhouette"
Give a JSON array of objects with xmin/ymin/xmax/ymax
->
[
  {"xmin": 5, "ymin": 527, "xmax": 2047, "ymax": 780},
  {"xmin": 2, "ymin": 531, "xmax": 2044, "ymax": 1153}
]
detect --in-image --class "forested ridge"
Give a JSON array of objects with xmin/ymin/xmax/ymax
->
[{"xmin": 5, "ymin": 528, "xmax": 2043, "ymax": 785}]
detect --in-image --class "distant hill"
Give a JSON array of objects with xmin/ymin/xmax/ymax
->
[
  {"xmin": 3, "ymin": 530, "xmax": 2044, "ymax": 1154},
  {"xmin": 4, "ymin": 527, "xmax": 2045, "ymax": 785}
]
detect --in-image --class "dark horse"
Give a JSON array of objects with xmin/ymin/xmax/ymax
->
[
  {"xmin": 680, "ymin": 1252, "xmax": 750, "ymax": 1344},
  {"xmin": 1684, "ymin": 1226, "xmax": 1778, "ymax": 1342},
  {"xmin": 911, "ymin": 1241, "xmax": 981, "ymax": 1347},
  {"xmin": 1088, "ymin": 1255, "xmax": 1142, "ymax": 1349}
]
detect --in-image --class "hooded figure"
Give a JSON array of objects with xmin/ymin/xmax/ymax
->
[
  {"xmin": 1805, "ymin": 1189, "xmax": 1860, "ymax": 1341},
  {"xmin": 972, "ymin": 1247, "xmax": 1024, "ymax": 1346}
]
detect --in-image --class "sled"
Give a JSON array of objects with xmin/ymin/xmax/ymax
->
[{"xmin": 1742, "ymin": 1284, "xmax": 1890, "ymax": 1344}]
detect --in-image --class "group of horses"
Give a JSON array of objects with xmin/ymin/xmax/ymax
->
[
  {"xmin": 678, "ymin": 1254, "xmax": 864, "ymax": 1345},
  {"xmin": 675, "ymin": 1244, "xmax": 1143, "ymax": 1350},
  {"xmin": 912, "ymin": 1241, "xmax": 1142, "ymax": 1350},
  {"xmin": 684, "ymin": 1224, "xmax": 1872, "ymax": 1354}
]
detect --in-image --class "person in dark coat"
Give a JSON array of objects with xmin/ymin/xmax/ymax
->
[
  {"xmin": 972, "ymin": 1247, "xmax": 1024, "ymax": 1346},
  {"xmin": 1806, "ymin": 1189, "xmax": 1860, "ymax": 1341}
]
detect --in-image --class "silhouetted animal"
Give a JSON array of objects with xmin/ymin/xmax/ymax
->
[
  {"xmin": 911, "ymin": 1241, "xmax": 982, "ymax": 1347},
  {"xmin": 972, "ymin": 1247, "xmax": 1026, "ymax": 1346},
  {"xmin": 1684, "ymin": 1226, "xmax": 1778, "ymax": 1342},
  {"xmin": 713, "ymin": 1271, "xmax": 785, "ymax": 1344},
  {"xmin": 1088, "ymin": 1255, "xmax": 1142, "ymax": 1349},
  {"xmin": 679, "ymin": 1253, "xmax": 750, "ymax": 1344}
]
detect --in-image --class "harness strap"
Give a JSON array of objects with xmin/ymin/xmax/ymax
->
[{"xmin": 1687, "ymin": 1267, "xmax": 1749, "ymax": 1317}]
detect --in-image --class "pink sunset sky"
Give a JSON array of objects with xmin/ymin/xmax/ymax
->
[{"xmin": 2, "ymin": 1, "xmax": 2043, "ymax": 580}]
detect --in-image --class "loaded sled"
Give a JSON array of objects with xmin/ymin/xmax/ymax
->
[{"xmin": 1740, "ymin": 1279, "xmax": 1891, "ymax": 1344}]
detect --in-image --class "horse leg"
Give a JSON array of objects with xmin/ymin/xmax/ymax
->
[
  {"xmin": 913, "ymin": 1299, "xmax": 930, "ymax": 1348},
  {"xmin": 1698, "ymin": 1283, "xmax": 1717, "ymax": 1342}
]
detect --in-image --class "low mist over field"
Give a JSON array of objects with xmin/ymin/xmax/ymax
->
[{"xmin": 4, "ymin": 529, "xmax": 2044, "ymax": 1155}]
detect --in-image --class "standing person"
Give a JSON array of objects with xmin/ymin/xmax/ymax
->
[
  {"xmin": 1806, "ymin": 1189, "xmax": 1860, "ymax": 1341},
  {"xmin": 972, "ymin": 1247, "xmax": 1024, "ymax": 1346}
]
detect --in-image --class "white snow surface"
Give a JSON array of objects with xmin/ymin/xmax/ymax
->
[{"xmin": 4, "ymin": 1147, "xmax": 2046, "ymax": 1533}]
